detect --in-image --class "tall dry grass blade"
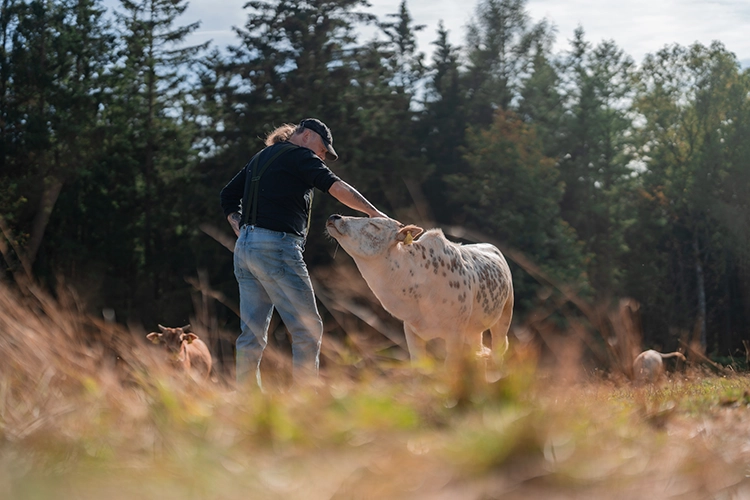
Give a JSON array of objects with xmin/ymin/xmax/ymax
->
[
  {"xmin": 185, "ymin": 274, "xmax": 240, "ymax": 319},
  {"xmin": 199, "ymin": 222, "xmax": 236, "ymax": 253},
  {"xmin": 401, "ymin": 177, "xmax": 437, "ymax": 228}
]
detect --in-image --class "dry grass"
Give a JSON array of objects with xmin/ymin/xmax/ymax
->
[{"xmin": 2, "ymin": 277, "xmax": 750, "ymax": 500}]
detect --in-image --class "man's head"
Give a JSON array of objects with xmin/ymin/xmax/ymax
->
[{"xmin": 297, "ymin": 118, "xmax": 338, "ymax": 161}]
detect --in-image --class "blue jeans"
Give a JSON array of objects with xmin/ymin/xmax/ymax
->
[{"xmin": 234, "ymin": 226, "xmax": 323, "ymax": 387}]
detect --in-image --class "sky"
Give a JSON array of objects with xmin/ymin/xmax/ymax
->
[{"xmin": 118, "ymin": 0, "xmax": 750, "ymax": 68}]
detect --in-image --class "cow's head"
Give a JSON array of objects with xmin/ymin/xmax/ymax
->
[
  {"xmin": 146, "ymin": 324, "xmax": 198, "ymax": 357},
  {"xmin": 326, "ymin": 215, "xmax": 424, "ymax": 258}
]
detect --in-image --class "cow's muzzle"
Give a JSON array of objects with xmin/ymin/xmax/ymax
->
[{"xmin": 326, "ymin": 214, "xmax": 343, "ymax": 234}]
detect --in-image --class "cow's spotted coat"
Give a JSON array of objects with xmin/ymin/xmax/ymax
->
[{"xmin": 326, "ymin": 215, "xmax": 513, "ymax": 366}]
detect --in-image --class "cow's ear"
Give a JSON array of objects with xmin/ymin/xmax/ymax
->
[
  {"xmin": 146, "ymin": 332, "xmax": 162, "ymax": 344},
  {"xmin": 183, "ymin": 333, "xmax": 198, "ymax": 344},
  {"xmin": 397, "ymin": 225, "xmax": 424, "ymax": 243}
]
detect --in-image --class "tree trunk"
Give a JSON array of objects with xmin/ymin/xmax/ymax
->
[
  {"xmin": 693, "ymin": 234, "xmax": 707, "ymax": 351},
  {"xmin": 27, "ymin": 175, "xmax": 64, "ymax": 266}
]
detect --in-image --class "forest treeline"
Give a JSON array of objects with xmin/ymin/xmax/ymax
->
[{"xmin": 1, "ymin": 0, "xmax": 749, "ymax": 361}]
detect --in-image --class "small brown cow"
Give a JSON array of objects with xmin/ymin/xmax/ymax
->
[{"xmin": 146, "ymin": 324, "xmax": 212, "ymax": 380}]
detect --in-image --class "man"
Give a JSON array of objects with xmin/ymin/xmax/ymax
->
[{"xmin": 220, "ymin": 118, "xmax": 387, "ymax": 387}]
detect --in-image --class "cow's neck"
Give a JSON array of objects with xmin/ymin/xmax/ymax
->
[
  {"xmin": 353, "ymin": 255, "xmax": 387, "ymax": 283},
  {"xmin": 352, "ymin": 245, "xmax": 411, "ymax": 296},
  {"xmin": 351, "ymin": 252, "xmax": 392, "ymax": 291}
]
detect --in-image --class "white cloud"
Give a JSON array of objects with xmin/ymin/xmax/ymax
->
[
  {"xmin": 525, "ymin": 0, "xmax": 750, "ymax": 64},
  {"xmin": 103, "ymin": 0, "xmax": 750, "ymax": 67}
]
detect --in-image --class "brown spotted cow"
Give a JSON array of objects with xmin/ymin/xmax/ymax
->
[
  {"xmin": 147, "ymin": 324, "xmax": 212, "ymax": 380},
  {"xmin": 326, "ymin": 215, "xmax": 513, "ymax": 369}
]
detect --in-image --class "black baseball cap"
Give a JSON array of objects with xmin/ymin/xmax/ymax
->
[{"xmin": 299, "ymin": 118, "xmax": 338, "ymax": 161}]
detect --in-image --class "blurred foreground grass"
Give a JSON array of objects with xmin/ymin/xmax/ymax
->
[{"xmin": 2, "ymin": 280, "xmax": 750, "ymax": 500}]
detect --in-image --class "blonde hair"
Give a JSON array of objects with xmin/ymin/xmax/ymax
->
[{"xmin": 265, "ymin": 123, "xmax": 300, "ymax": 146}]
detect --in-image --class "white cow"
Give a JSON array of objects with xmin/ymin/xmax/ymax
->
[
  {"xmin": 633, "ymin": 349, "xmax": 686, "ymax": 383},
  {"xmin": 326, "ymin": 215, "xmax": 513, "ymax": 368}
]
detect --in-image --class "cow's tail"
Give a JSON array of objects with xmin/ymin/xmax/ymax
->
[{"xmin": 490, "ymin": 292, "xmax": 513, "ymax": 358}]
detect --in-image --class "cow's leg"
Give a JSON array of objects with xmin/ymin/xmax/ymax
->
[
  {"xmin": 404, "ymin": 323, "xmax": 427, "ymax": 365},
  {"xmin": 484, "ymin": 295, "xmax": 514, "ymax": 381},
  {"xmin": 443, "ymin": 334, "xmax": 464, "ymax": 371}
]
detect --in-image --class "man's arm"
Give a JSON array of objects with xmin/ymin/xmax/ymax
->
[
  {"xmin": 227, "ymin": 212, "xmax": 241, "ymax": 237},
  {"xmin": 328, "ymin": 180, "xmax": 388, "ymax": 218},
  {"xmin": 221, "ymin": 167, "xmax": 246, "ymax": 237}
]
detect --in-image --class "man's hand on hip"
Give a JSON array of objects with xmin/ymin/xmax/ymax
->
[{"xmin": 228, "ymin": 212, "xmax": 241, "ymax": 237}]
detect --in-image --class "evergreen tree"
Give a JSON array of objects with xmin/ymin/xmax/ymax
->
[
  {"xmin": 227, "ymin": 0, "xmax": 374, "ymax": 137},
  {"xmin": 556, "ymin": 28, "xmax": 637, "ymax": 295},
  {"xmin": 73, "ymin": 0, "xmax": 208, "ymax": 321},
  {"xmin": 378, "ymin": 0, "xmax": 425, "ymax": 96},
  {"xmin": 517, "ymin": 35, "xmax": 563, "ymax": 157},
  {"xmin": 365, "ymin": 0, "xmax": 431, "ymax": 216},
  {"xmin": 421, "ymin": 21, "xmax": 467, "ymax": 223},
  {"xmin": 462, "ymin": 0, "xmax": 552, "ymax": 126},
  {"xmin": 446, "ymin": 109, "xmax": 588, "ymax": 314},
  {"xmin": 630, "ymin": 42, "xmax": 748, "ymax": 352},
  {"xmin": 0, "ymin": 0, "xmax": 115, "ymax": 275}
]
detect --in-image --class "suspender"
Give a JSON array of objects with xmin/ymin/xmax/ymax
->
[
  {"xmin": 240, "ymin": 143, "xmax": 313, "ymax": 237},
  {"xmin": 241, "ymin": 143, "xmax": 297, "ymax": 227}
]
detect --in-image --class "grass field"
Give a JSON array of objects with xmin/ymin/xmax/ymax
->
[{"xmin": 2, "ymin": 279, "xmax": 750, "ymax": 500}]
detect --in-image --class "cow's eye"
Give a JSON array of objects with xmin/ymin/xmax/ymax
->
[{"xmin": 368, "ymin": 222, "xmax": 381, "ymax": 231}]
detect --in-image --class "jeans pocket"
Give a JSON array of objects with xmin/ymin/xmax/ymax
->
[
  {"xmin": 250, "ymin": 248, "xmax": 286, "ymax": 280},
  {"xmin": 267, "ymin": 251, "xmax": 286, "ymax": 278}
]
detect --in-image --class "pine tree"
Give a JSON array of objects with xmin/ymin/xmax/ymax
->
[
  {"xmin": 446, "ymin": 109, "xmax": 589, "ymax": 313},
  {"xmin": 555, "ymin": 28, "xmax": 637, "ymax": 295},
  {"xmin": 378, "ymin": 0, "xmax": 425, "ymax": 96},
  {"xmin": 89, "ymin": 0, "xmax": 208, "ymax": 320},
  {"xmin": 421, "ymin": 21, "xmax": 467, "ymax": 223},
  {"xmin": 462, "ymin": 0, "xmax": 552, "ymax": 126},
  {"xmin": 0, "ymin": 0, "xmax": 115, "ymax": 275},
  {"xmin": 517, "ymin": 35, "xmax": 563, "ymax": 157},
  {"xmin": 630, "ymin": 41, "xmax": 748, "ymax": 352}
]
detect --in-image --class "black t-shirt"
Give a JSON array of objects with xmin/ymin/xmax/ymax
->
[{"xmin": 220, "ymin": 142, "xmax": 340, "ymax": 238}]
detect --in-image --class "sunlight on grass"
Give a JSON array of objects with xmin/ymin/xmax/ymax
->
[{"xmin": 2, "ymin": 280, "xmax": 750, "ymax": 499}]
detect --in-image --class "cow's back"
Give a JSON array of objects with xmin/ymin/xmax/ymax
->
[
  {"xmin": 633, "ymin": 350, "xmax": 663, "ymax": 382},
  {"xmin": 373, "ymin": 230, "xmax": 511, "ymax": 335}
]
